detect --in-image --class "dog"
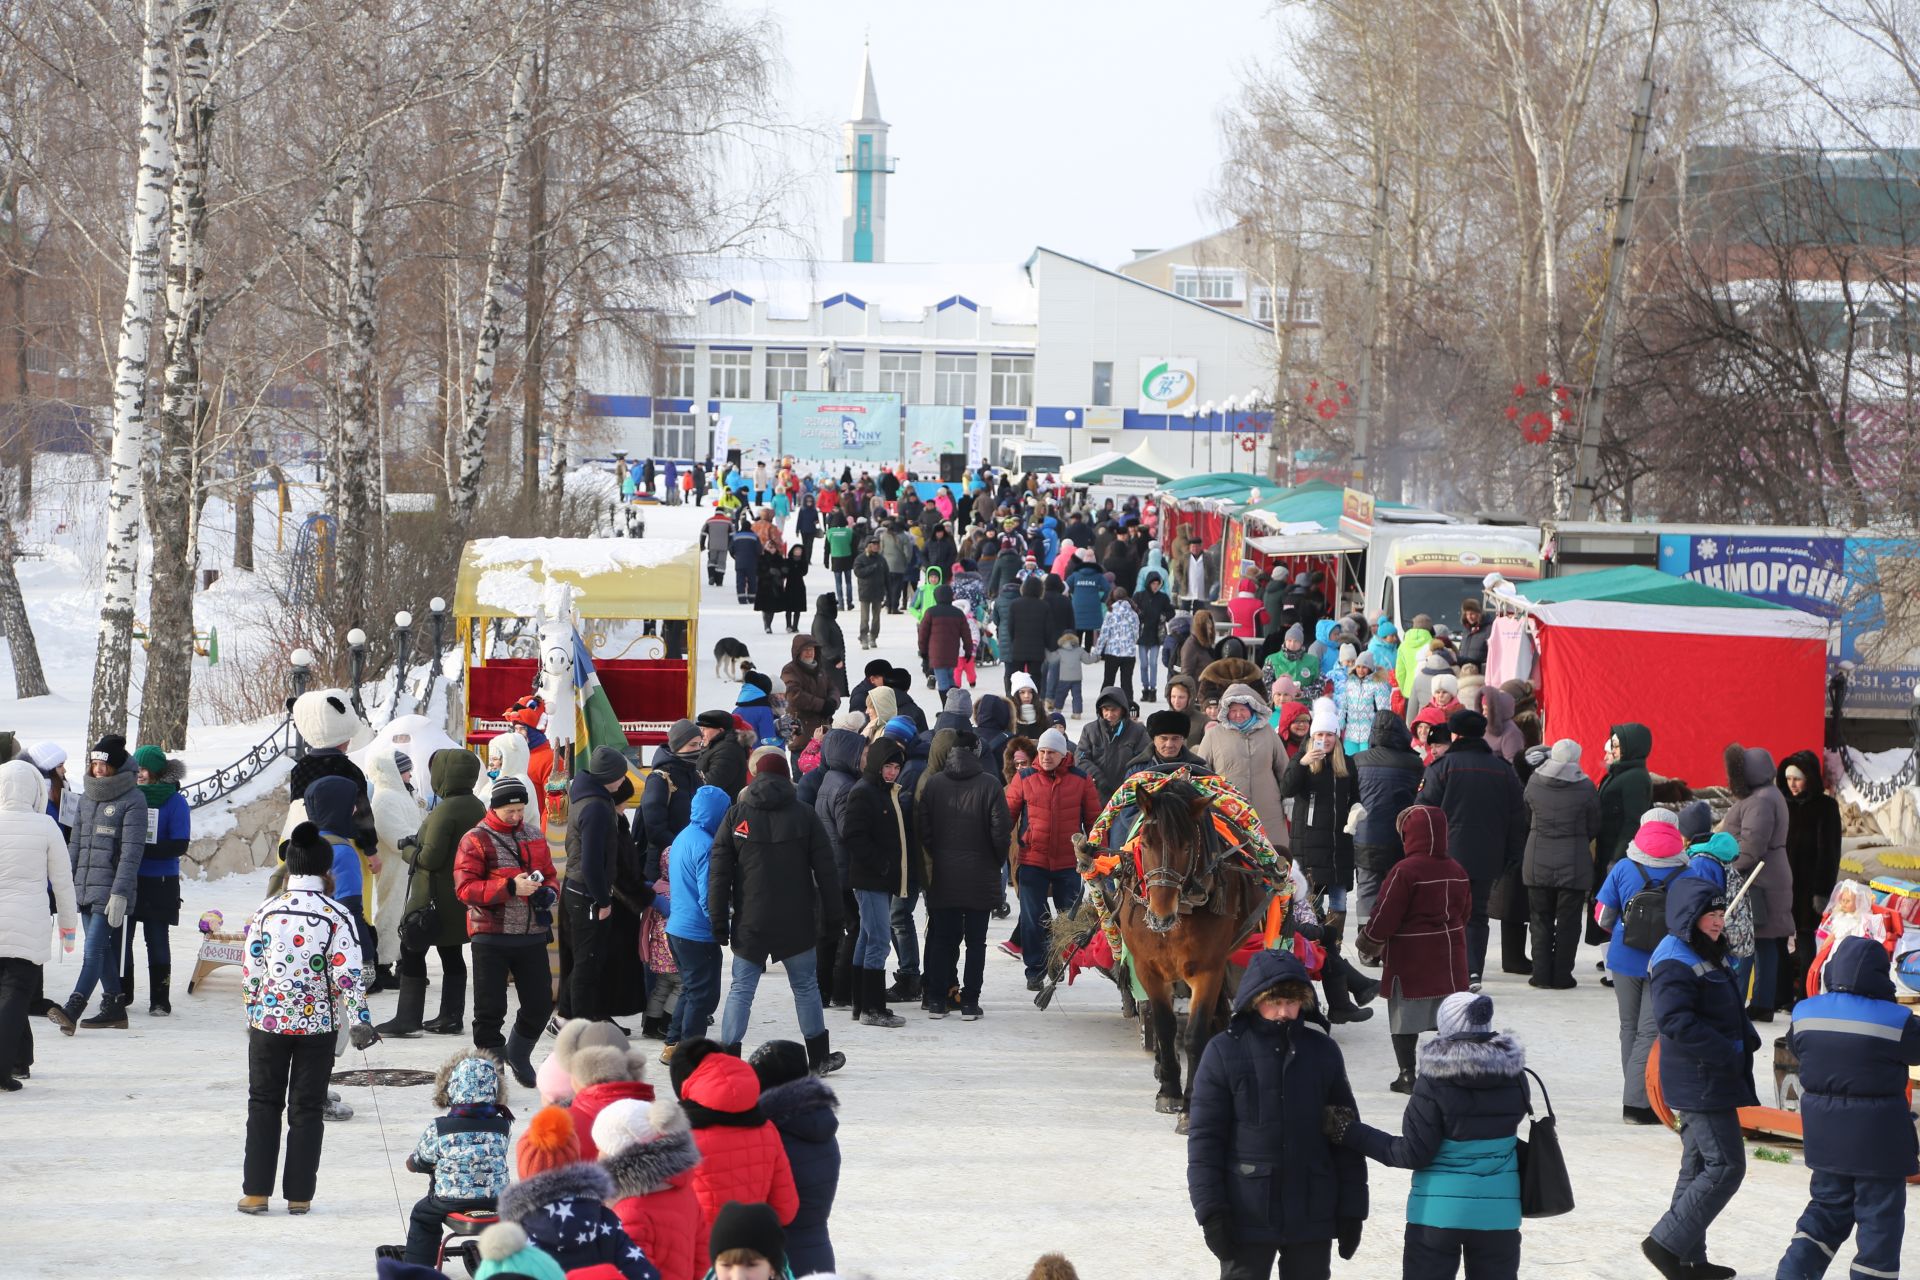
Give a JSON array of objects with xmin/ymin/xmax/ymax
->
[{"xmin": 713, "ymin": 636, "xmax": 751, "ymax": 682}]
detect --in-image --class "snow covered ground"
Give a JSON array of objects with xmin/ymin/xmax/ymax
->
[{"xmin": 3, "ymin": 495, "xmax": 1912, "ymax": 1279}]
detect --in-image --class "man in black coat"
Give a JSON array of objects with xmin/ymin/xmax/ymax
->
[
  {"xmin": 1415, "ymin": 709, "xmax": 1528, "ymax": 984},
  {"xmin": 848, "ymin": 658, "xmax": 892, "ymax": 719},
  {"xmin": 884, "ymin": 666, "xmax": 928, "ymax": 732},
  {"xmin": 1076, "ymin": 686, "xmax": 1149, "ymax": 802},
  {"xmin": 639, "ymin": 719, "xmax": 702, "ymax": 879},
  {"xmin": 1042, "ymin": 574, "xmax": 1075, "ymax": 648},
  {"xmin": 918, "ymin": 729, "xmax": 1012, "ymax": 1019},
  {"xmin": 1004, "ymin": 576, "xmax": 1051, "ymax": 690},
  {"xmin": 1188, "ymin": 947, "xmax": 1369, "ymax": 1276},
  {"xmin": 695, "ymin": 709, "xmax": 748, "ymax": 800},
  {"xmin": 852, "ymin": 538, "xmax": 889, "ymax": 648},
  {"xmin": 1353, "ymin": 711, "xmax": 1423, "ymax": 926},
  {"xmin": 710, "ymin": 750, "xmax": 845, "ymax": 1073},
  {"xmin": 561, "ymin": 746, "xmax": 632, "ymax": 1023},
  {"xmin": 1127, "ymin": 709, "xmax": 1209, "ymax": 773}
]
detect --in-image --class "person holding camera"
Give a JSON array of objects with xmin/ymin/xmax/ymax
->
[{"xmin": 454, "ymin": 777, "xmax": 558, "ymax": 1089}]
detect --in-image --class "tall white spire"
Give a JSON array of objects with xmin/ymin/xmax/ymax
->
[{"xmin": 838, "ymin": 42, "xmax": 893, "ymax": 263}]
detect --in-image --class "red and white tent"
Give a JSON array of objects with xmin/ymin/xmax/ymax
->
[{"xmin": 1489, "ymin": 567, "xmax": 1830, "ymax": 789}]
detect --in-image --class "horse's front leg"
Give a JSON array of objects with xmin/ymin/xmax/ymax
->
[
  {"xmin": 1137, "ymin": 963, "xmax": 1182, "ymax": 1113},
  {"xmin": 1179, "ymin": 963, "xmax": 1227, "ymax": 1130}
]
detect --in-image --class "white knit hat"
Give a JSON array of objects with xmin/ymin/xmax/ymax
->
[
  {"xmin": 1038, "ymin": 727, "xmax": 1072, "ymax": 755},
  {"xmin": 1437, "ymin": 991, "xmax": 1494, "ymax": 1039},
  {"xmin": 831, "ymin": 710, "xmax": 868, "ymax": 732},
  {"xmin": 591, "ymin": 1095, "xmax": 689, "ymax": 1158},
  {"xmin": 26, "ymin": 741, "xmax": 65, "ymax": 771},
  {"xmin": 1309, "ymin": 697, "xmax": 1341, "ymax": 737}
]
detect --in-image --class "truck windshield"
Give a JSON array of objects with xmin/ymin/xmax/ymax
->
[
  {"xmin": 1021, "ymin": 452, "xmax": 1063, "ymax": 473},
  {"xmin": 1395, "ymin": 576, "xmax": 1481, "ymax": 634}
]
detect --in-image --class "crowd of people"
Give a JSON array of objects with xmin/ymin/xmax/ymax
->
[{"xmin": 3, "ymin": 460, "xmax": 1917, "ymax": 1280}]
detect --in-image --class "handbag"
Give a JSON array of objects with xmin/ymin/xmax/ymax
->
[
  {"xmin": 397, "ymin": 839, "xmax": 440, "ymax": 951},
  {"xmin": 1516, "ymin": 1066, "xmax": 1575, "ymax": 1218}
]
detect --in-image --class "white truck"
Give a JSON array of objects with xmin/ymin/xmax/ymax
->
[{"xmin": 1358, "ymin": 518, "xmax": 1544, "ymax": 636}]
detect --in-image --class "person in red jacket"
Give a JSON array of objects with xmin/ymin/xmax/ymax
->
[
  {"xmin": 453, "ymin": 779, "xmax": 559, "ymax": 1089},
  {"xmin": 1004, "ymin": 727, "xmax": 1102, "ymax": 992},
  {"xmin": 596, "ymin": 1095, "xmax": 703, "ymax": 1280},
  {"xmin": 679, "ymin": 1052, "xmax": 798, "ymax": 1275},
  {"xmin": 502, "ymin": 696, "xmax": 555, "ymax": 798},
  {"xmin": 1356, "ymin": 803, "xmax": 1471, "ymax": 1095}
]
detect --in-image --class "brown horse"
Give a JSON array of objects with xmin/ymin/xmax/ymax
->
[{"xmin": 1104, "ymin": 778, "xmax": 1271, "ymax": 1131}]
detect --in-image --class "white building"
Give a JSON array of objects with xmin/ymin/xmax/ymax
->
[{"xmin": 580, "ymin": 53, "xmax": 1275, "ymax": 478}]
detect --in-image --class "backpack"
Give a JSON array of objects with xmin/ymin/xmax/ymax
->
[{"xmin": 1622, "ymin": 862, "xmax": 1679, "ymax": 953}]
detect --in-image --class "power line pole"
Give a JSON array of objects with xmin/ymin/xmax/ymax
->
[
  {"xmin": 1350, "ymin": 139, "xmax": 1389, "ymax": 492},
  {"xmin": 1569, "ymin": 3, "xmax": 1660, "ymax": 520}
]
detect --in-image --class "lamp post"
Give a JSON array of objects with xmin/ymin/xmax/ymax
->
[
  {"xmin": 429, "ymin": 596, "xmax": 448, "ymax": 659},
  {"xmin": 392, "ymin": 610, "xmax": 414, "ymax": 713},
  {"xmin": 1183, "ymin": 403, "xmax": 1198, "ymax": 466},
  {"xmin": 290, "ymin": 647, "xmax": 313, "ymax": 698},
  {"xmin": 346, "ymin": 627, "xmax": 368, "ymax": 719},
  {"xmin": 1201, "ymin": 400, "xmax": 1216, "ymax": 471}
]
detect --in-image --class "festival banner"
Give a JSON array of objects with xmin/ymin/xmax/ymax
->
[
  {"xmin": 780, "ymin": 390, "xmax": 902, "ymax": 464},
  {"xmin": 906, "ymin": 404, "xmax": 964, "ymax": 477},
  {"xmin": 716, "ymin": 400, "xmax": 777, "ymax": 467}
]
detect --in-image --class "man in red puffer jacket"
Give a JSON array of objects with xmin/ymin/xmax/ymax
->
[{"xmin": 1004, "ymin": 727, "xmax": 1101, "ymax": 991}]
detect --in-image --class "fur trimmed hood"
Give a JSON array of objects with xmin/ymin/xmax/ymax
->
[
  {"xmin": 433, "ymin": 1048, "xmax": 510, "ymax": 1108},
  {"xmin": 496, "ymin": 1160, "xmax": 616, "ymax": 1223},
  {"xmin": 756, "ymin": 1074, "xmax": 839, "ymax": 1143},
  {"xmin": 1725, "ymin": 742, "xmax": 1774, "ymax": 797},
  {"xmin": 1418, "ymin": 1030, "xmax": 1526, "ymax": 1080},
  {"xmin": 600, "ymin": 1129, "xmax": 700, "ymax": 1198},
  {"xmin": 569, "ymin": 1044, "xmax": 650, "ymax": 1089}
]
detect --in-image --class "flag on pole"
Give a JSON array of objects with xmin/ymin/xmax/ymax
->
[{"xmin": 571, "ymin": 630, "xmax": 628, "ymax": 767}]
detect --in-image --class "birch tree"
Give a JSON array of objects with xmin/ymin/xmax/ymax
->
[
  {"xmin": 89, "ymin": 0, "xmax": 176, "ymax": 745},
  {"xmin": 448, "ymin": 50, "xmax": 535, "ymax": 525}
]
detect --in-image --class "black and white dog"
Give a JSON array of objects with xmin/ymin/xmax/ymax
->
[{"xmin": 713, "ymin": 636, "xmax": 751, "ymax": 682}]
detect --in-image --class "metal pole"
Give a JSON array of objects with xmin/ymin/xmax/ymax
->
[
  {"xmin": 1350, "ymin": 139, "xmax": 1389, "ymax": 492},
  {"xmin": 429, "ymin": 597, "xmax": 447, "ymax": 666},
  {"xmin": 346, "ymin": 628, "xmax": 368, "ymax": 719},
  {"xmin": 1569, "ymin": 0, "xmax": 1660, "ymax": 520},
  {"xmin": 392, "ymin": 611, "xmax": 413, "ymax": 714}
]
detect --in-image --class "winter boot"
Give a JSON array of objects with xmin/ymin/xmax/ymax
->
[
  {"xmin": 324, "ymin": 1089, "xmax": 354, "ymax": 1121},
  {"xmin": 421, "ymin": 966, "xmax": 466, "ymax": 1035},
  {"xmin": 48, "ymin": 995, "xmax": 85, "ymax": 1036},
  {"xmin": 236, "ymin": 1196, "xmax": 270, "ymax": 1215},
  {"xmin": 722, "ymin": 1042, "xmax": 743, "ymax": 1057},
  {"xmin": 1640, "ymin": 1237, "xmax": 1689, "ymax": 1280},
  {"xmin": 1345, "ymin": 958, "xmax": 1381, "ymax": 1007},
  {"xmin": 503, "ymin": 1028, "xmax": 538, "ymax": 1089},
  {"xmin": 640, "ymin": 1015, "xmax": 669, "ymax": 1041},
  {"xmin": 858, "ymin": 968, "xmax": 905, "ymax": 1028},
  {"xmin": 884, "ymin": 970, "xmax": 921, "ymax": 1004},
  {"xmin": 1321, "ymin": 956, "xmax": 1373, "ymax": 1025},
  {"xmin": 1390, "ymin": 1032, "xmax": 1418, "ymax": 1093},
  {"xmin": 1143, "ymin": 686, "xmax": 1156, "ymax": 702},
  {"xmin": 148, "ymin": 966, "xmax": 172, "ymax": 1017},
  {"xmin": 368, "ymin": 964, "xmax": 397, "ymax": 995},
  {"xmin": 80, "ymin": 994, "xmax": 128, "ymax": 1029},
  {"xmin": 848, "ymin": 965, "xmax": 866, "ymax": 1021},
  {"xmin": 804, "ymin": 1031, "xmax": 845, "ymax": 1076},
  {"xmin": 375, "ymin": 977, "xmax": 428, "ymax": 1038}
]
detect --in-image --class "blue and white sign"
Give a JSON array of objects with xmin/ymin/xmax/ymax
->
[
  {"xmin": 781, "ymin": 391, "xmax": 901, "ymax": 464},
  {"xmin": 1657, "ymin": 534, "xmax": 1848, "ymax": 617}
]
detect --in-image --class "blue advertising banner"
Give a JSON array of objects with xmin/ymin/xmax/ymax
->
[
  {"xmin": 716, "ymin": 400, "xmax": 779, "ymax": 466},
  {"xmin": 780, "ymin": 391, "xmax": 901, "ymax": 464},
  {"xmin": 1659, "ymin": 533, "xmax": 1919, "ymax": 714}
]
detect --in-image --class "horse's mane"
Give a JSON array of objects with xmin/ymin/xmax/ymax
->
[{"xmin": 1138, "ymin": 779, "xmax": 1201, "ymax": 859}]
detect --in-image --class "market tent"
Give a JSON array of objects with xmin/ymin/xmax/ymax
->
[
  {"xmin": 454, "ymin": 537, "xmax": 702, "ymax": 620},
  {"xmin": 1496, "ymin": 567, "xmax": 1828, "ymax": 789},
  {"xmin": 1162, "ymin": 473, "xmax": 1289, "ymax": 502},
  {"xmin": 1242, "ymin": 479, "xmax": 1426, "ymax": 526},
  {"xmin": 1060, "ymin": 447, "xmax": 1173, "ymax": 489}
]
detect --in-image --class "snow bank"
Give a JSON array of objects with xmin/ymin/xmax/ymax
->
[{"xmin": 466, "ymin": 534, "xmax": 697, "ymax": 573}]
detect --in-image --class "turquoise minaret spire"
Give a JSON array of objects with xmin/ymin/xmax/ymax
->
[{"xmin": 837, "ymin": 44, "xmax": 892, "ymax": 263}]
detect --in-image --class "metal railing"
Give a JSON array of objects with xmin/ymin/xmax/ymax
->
[{"xmin": 183, "ymin": 717, "xmax": 299, "ymax": 811}]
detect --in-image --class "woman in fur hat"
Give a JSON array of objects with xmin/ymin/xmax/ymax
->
[
  {"xmin": 555, "ymin": 1019, "xmax": 656, "ymax": 1159},
  {"xmin": 1197, "ymin": 683, "xmax": 1292, "ymax": 847}
]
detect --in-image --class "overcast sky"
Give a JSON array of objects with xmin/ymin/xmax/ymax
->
[{"xmin": 726, "ymin": 0, "xmax": 1285, "ymax": 270}]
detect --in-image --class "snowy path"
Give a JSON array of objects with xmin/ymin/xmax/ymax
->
[{"xmin": 3, "ymin": 497, "xmax": 1909, "ymax": 1279}]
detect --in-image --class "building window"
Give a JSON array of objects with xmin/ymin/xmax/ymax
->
[
  {"xmin": 1860, "ymin": 311, "xmax": 1892, "ymax": 353},
  {"xmin": 653, "ymin": 412, "xmax": 704, "ymax": 461},
  {"xmin": 765, "ymin": 349, "xmax": 808, "ymax": 399},
  {"xmin": 1091, "ymin": 361, "xmax": 1113, "ymax": 407},
  {"xmin": 708, "ymin": 349, "xmax": 751, "ymax": 399},
  {"xmin": 933, "ymin": 353, "xmax": 977, "ymax": 406},
  {"xmin": 990, "ymin": 354, "xmax": 1033, "ymax": 406},
  {"xmin": 840, "ymin": 360, "xmax": 864, "ymax": 393},
  {"xmin": 1173, "ymin": 266, "xmax": 1241, "ymax": 301},
  {"xmin": 879, "ymin": 352, "xmax": 921, "ymax": 403},
  {"xmin": 989, "ymin": 420, "xmax": 1024, "ymax": 454},
  {"xmin": 1254, "ymin": 288, "xmax": 1321, "ymax": 325},
  {"xmin": 655, "ymin": 347, "xmax": 694, "ymax": 398},
  {"xmin": 23, "ymin": 345, "xmax": 51, "ymax": 375}
]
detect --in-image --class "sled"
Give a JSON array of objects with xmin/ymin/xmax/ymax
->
[{"xmin": 187, "ymin": 929, "xmax": 247, "ymax": 994}]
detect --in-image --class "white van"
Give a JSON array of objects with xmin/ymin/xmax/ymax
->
[{"xmin": 994, "ymin": 439, "xmax": 1065, "ymax": 476}]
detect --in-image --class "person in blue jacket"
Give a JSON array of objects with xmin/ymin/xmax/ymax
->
[
  {"xmin": 1594, "ymin": 810, "xmax": 1691, "ymax": 1125},
  {"xmin": 750, "ymin": 1038, "xmax": 841, "ymax": 1277},
  {"xmin": 663, "ymin": 785, "xmax": 730, "ymax": 1053},
  {"xmin": 1323, "ymin": 990, "xmax": 1529, "ymax": 1280},
  {"xmin": 1186, "ymin": 947, "xmax": 1369, "ymax": 1279},
  {"xmin": 733, "ymin": 670, "xmax": 781, "ymax": 747},
  {"xmin": 1642, "ymin": 876, "xmax": 1758, "ymax": 1280},
  {"xmin": 1774, "ymin": 935, "xmax": 1920, "ymax": 1280},
  {"xmin": 1064, "ymin": 554, "xmax": 1108, "ymax": 646},
  {"xmin": 124, "ymin": 744, "xmax": 188, "ymax": 1015},
  {"xmin": 304, "ymin": 774, "xmax": 373, "ymax": 971},
  {"xmin": 728, "ymin": 522, "xmax": 760, "ymax": 604}
]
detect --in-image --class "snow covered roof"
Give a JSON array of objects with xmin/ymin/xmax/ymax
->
[
  {"xmin": 455, "ymin": 537, "xmax": 702, "ymax": 619},
  {"xmin": 672, "ymin": 257, "xmax": 1038, "ymax": 325}
]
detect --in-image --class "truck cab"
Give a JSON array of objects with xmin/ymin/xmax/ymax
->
[
  {"xmin": 1366, "ymin": 525, "xmax": 1544, "ymax": 634},
  {"xmin": 994, "ymin": 439, "xmax": 1064, "ymax": 477}
]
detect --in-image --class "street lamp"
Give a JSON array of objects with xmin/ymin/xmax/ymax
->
[
  {"xmin": 1183, "ymin": 403, "xmax": 1198, "ymax": 467},
  {"xmin": 289, "ymin": 647, "xmax": 314, "ymax": 698},
  {"xmin": 1201, "ymin": 400, "xmax": 1216, "ymax": 470},
  {"xmin": 346, "ymin": 627, "xmax": 368, "ymax": 719},
  {"xmin": 429, "ymin": 596, "xmax": 448, "ymax": 665},
  {"xmin": 392, "ymin": 610, "xmax": 414, "ymax": 713}
]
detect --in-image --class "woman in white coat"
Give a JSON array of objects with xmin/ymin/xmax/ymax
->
[
  {"xmin": 367, "ymin": 749, "xmax": 423, "ymax": 999},
  {"xmin": 0, "ymin": 758, "xmax": 78, "ymax": 1089}
]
